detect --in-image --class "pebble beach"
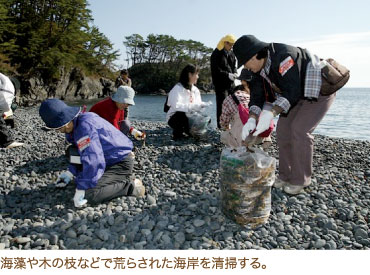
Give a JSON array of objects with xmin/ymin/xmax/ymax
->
[{"xmin": 0, "ymin": 106, "xmax": 369, "ymax": 250}]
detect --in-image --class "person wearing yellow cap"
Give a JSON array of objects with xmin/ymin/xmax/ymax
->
[{"xmin": 210, "ymin": 34, "xmax": 238, "ymax": 129}]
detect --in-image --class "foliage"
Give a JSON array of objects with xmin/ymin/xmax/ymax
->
[
  {"xmin": 0, "ymin": 0, "xmax": 119, "ymax": 81},
  {"xmin": 123, "ymin": 34, "xmax": 213, "ymax": 93}
]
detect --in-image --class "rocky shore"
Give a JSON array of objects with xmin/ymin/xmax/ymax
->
[{"xmin": 0, "ymin": 106, "xmax": 369, "ymax": 250}]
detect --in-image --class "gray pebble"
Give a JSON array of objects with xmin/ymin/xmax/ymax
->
[{"xmin": 314, "ymin": 239, "xmax": 326, "ymax": 249}]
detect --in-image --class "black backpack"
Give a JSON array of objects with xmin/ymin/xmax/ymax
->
[
  {"xmin": 163, "ymin": 95, "xmax": 170, "ymax": 113},
  {"xmin": 9, "ymin": 76, "xmax": 20, "ymax": 111},
  {"xmin": 9, "ymin": 76, "xmax": 20, "ymax": 96}
]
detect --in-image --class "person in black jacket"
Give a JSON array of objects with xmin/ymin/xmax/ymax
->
[
  {"xmin": 233, "ymin": 35, "xmax": 338, "ymax": 195},
  {"xmin": 210, "ymin": 34, "xmax": 238, "ymax": 128}
]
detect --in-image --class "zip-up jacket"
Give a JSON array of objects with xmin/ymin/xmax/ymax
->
[
  {"xmin": 66, "ymin": 112, "xmax": 133, "ymax": 190},
  {"xmin": 249, "ymin": 43, "xmax": 311, "ymax": 113},
  {"xmin": 210, "ymin": 48, "xmax": 237, "ymax": 90}
]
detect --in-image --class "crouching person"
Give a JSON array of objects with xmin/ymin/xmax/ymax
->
[
  {"xmin": 90, "ymin": 86, "xmax": 146, "ymax": 140},
  {"xmin": 39, "ymin": 99, "xmax": 145, "ymax": 208},
  {"xmin": 220, "ymin": 69, "xmax": 273, "ymax": 148}
]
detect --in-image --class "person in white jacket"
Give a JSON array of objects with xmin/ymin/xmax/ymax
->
[
  {"xmin": 0, "ymin": 72, "xmax": 23, "ymax": 149},
  {"xmin": 166, "ymin": 64, "xmax": 203, "ymax": 140}
]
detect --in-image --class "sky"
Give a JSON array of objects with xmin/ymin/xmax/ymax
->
[{"xmin": 88, "ymin": 0, "xmax": 370, "ymax": 87}]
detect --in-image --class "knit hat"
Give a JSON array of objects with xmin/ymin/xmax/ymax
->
[
  {"xmin": 39, "ymin": 99, "xmax": 81, "ymax": 129},
  {"xmin": 238, "ymin": 69, "xmax": 253, "ymax": 82},
  {"xmin": 233, "ymin": 35, "xmax": 269, "ymax": 68},
  {"xmin": 216, "ymin": 34, "xmax": 237, "ymax": 50},
  {"xmin": 111, "ymin": 86, "xmax": 135, "ymax": 105}
]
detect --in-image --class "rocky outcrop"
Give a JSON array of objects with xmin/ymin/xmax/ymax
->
[{"xmin": 16, "ymin": 68, "xmax": 115, "ymax": 106}]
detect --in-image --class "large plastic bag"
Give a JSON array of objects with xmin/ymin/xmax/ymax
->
[
  {"xmin": 220, "ymin": 146, "xmax": 276, "ymax": 228},
  {"xmin": 186, "ymin": 101, "xmax": 212, "ymax": 138}
]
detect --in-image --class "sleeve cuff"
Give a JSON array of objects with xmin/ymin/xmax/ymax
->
[
  {"xmin": 273, "ymin": 97, "xmax": 291, "ymax": 113},
  {"xmin": 249, "ymin": 105, "xmax": 262, "ymax": 117}
]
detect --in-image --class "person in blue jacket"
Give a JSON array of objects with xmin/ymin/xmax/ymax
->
[{"xmin": 39, "ymin": 98, "xmax": 145, "ymax": 207}]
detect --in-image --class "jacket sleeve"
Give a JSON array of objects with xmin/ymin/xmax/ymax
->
[
  {"xmin": 230, "ymin": 52, "xmax": 237, "ymax": 74},
  {"xmin": 272, "ymin": 53, "xmax": 302, "ymax": 110},
  {"xmin": 193, "ymin": 87, "xmax": 202, "ymax": 105},
  {"xmin": 248, "ymin": 75, "xmax": 266, "ymax": 116},
  {"xmin": 112, "ymin": 112, "xmax": 121, "ymax": 129},
  {"xmin": 168, "ymin": 84, "xmax": 189, "ymax": 113},
  {"xmin": 219, "ymin": 96, "xmax": 234, "ymax": 129},
  {"xmin": 211, "ymin": 51, "xmax": 230, "ymax": 82},
  {"xmin": 73, "ymin": 121, "xmax": 106, "ymax": 190}
]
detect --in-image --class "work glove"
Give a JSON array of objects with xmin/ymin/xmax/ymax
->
[
  {"xmin": 130, "ymin": 128, "xmax": 146, "ymax": 140},
  {"xmin": 3, "ymin": 109, "xmax": 13, "ymax": 119},
  {"xmin": 55, "ymin": 171, "xmax": 74, "ymax": 188},
  {"xmin": 73, "ymin": 189, "xmax": 87, "ymax": 208},
  {"xmin": 228, "ymin": 73, "xmax": 237, "ymax": 81},
  {"xmin": 253, "ymin": 110, "xmax": 274, "ymax": 136},
  {"xmin": 241, "ymin": 117, "xmax": 256, "ymax": 140}
]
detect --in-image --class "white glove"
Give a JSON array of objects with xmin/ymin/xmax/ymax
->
[
  {"xmin": 55, "ymin": 171, "xmax": 74, "ymax": 188},
  {"xmin": 73, "ymin": 189, "xmax": 87, "ymax": 208},
  {"xmin": 3, "ymin": 109, "xmax": 13, "ymax": 119},
  {"xmin": 253, "ymin": 110, "xmax": 274, "ymax": 136},
  {"xmin": 130, "ymin": 128, "xmax": 146, "ymax": 140},
  {"xmin": 228, "ymin": 73, "xmax": 237, "ymax": 81},
  {"xmin": 242, "ymin": 117, "xmax": 256, "ymax": 140}
]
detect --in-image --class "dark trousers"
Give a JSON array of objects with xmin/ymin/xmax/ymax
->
[
  {"xmin": 276, "ymin": 93, "xmax": 336, "ymax": 186},
  {"xmin": 215, "ymin": 87, "xmax": 231, "ymax": 129},
  {"xmin": 168, "ymin": 111, "xmax": 190, "ymax": 139},
  {"xmin": 85, "ymin": 155, "xmax": 134, "ymax": 204},
  {"xmin": 0, "ymin": 116, "xmax": 13, "ymax": 148}
]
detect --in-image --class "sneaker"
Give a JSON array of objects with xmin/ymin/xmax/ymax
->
[
  {"xmin": 274, "ymin": 178, "xmax": 289, "ymax": 188},
  {"xmin": 283, "ymin": 183, "xmax": 305, "ymax": 195},
  {"xmin": 131, "ymin": 179, "xmax": 145, "ymax": 197},
  {"xmin": 6, "ymin": 141, "xmax": 24, "ymax": 149}
]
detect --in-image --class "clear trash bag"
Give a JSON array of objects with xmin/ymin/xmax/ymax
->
[
  {"xmin": 186, "ymin": 101, "xmax": 212, "ymax": 138},
  {"xmin": 220, "ymin": 146, "xmax": 276, "ymax": 228}
]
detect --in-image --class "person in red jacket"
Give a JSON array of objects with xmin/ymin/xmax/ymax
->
[{"xmin": 90, "ymin": 86, "xmax": 145, "ymax": 140}]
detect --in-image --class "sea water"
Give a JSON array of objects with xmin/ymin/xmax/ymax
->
[{"xmin": 68, "ymin": 88, "xmax": 370, "ymax": 141}]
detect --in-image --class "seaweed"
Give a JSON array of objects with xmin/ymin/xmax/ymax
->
[{"xmin": 220, "ymin": 147, "xmax": 276, "ymax": 228}]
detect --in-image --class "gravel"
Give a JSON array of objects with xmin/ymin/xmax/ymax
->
[{"xmin": 0, "ymin": 106, "xmax": 369, "ymax": 250}]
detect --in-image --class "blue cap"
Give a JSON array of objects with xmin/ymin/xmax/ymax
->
[{"xmin": 39, "ymin": 99, "xmax": 80, "ymax": 129}]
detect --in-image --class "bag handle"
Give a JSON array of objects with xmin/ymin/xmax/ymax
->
[{"xmin": 231, "ymin": 93, "xmax": 240, "ymax": 105}]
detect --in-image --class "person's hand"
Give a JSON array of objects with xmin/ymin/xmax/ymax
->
[
  {"xmin": 55, "ymin": 171, "xmax": 74, "ymax": 188},
  {"xmin": 131, "ymin": 128, "xmax": 146, "ymax": 140},
  {"xmin": 3, "ymin": 109, "xmax": 13, "ymax": 119},
  {"xmin": 242, "ymin": 117, "xmax": 256, "ymax": 140},
  {"xmin": 253, "ymin": 110, "xmax": 274, "ymax": 136},
  {"xmin": 73, "ymin": 189, "xmax": 87, "ymax": 208},
  {"xmin": 228, "ymin": 73, "xmax": 237, "ymax": 81}
]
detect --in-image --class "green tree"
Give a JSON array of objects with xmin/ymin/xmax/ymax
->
[
  {"xmin": 123, "ymin": 33, "xmax": 213, "ymax": 93},
  {"xmin": 0, "ymin": 0, "xmax": 119, "ymax": 81}
]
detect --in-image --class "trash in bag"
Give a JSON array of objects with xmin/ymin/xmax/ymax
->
[
  {"xmin": 219, "ymin": 146, "xmax": 276, "ymax": 228},
  {"xmin": 186, "ymin": 101, "xmax": 212, "ymax": 138}
]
